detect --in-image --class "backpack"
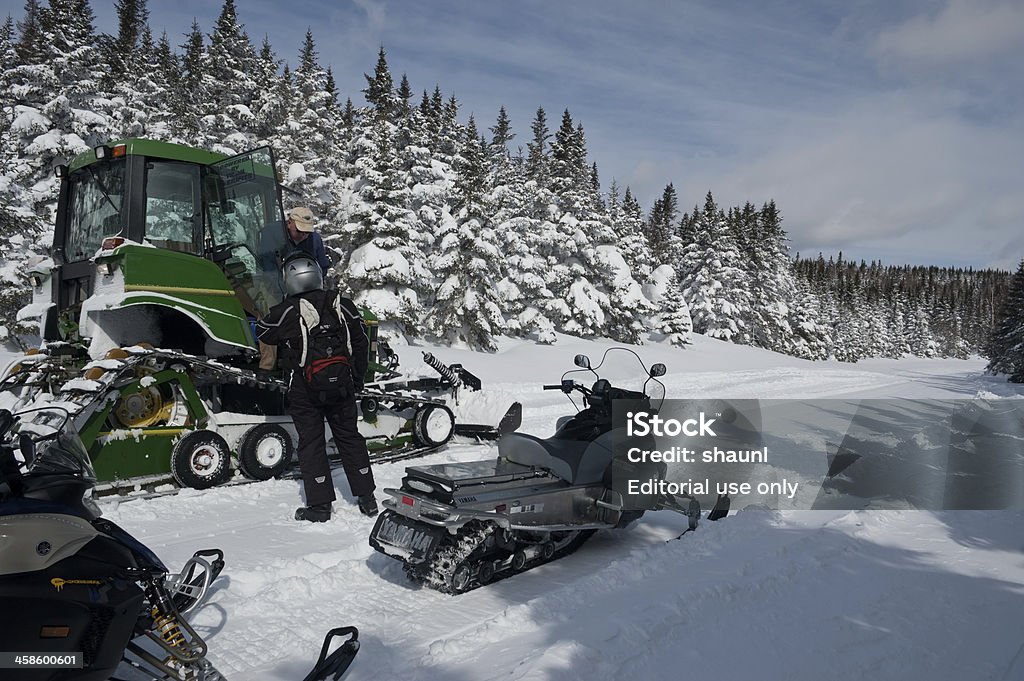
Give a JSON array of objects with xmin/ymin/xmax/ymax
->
[{"xmin": 297, "ymin": 293, "xmax": 353, "ymax": 394}]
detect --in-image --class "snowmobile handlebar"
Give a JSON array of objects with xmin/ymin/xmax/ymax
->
[{"xmin": 544, "ymin": 379, "xmax": 591, "ymax": 394}]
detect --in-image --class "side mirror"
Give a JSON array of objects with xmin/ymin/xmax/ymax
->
[
  {"xmin": 650, "ymin": 363, "xmax": 666, "ymax": 377},
  {"xmin": 573, "ymin": 354, "xmax": 591, "ymax": 369}
]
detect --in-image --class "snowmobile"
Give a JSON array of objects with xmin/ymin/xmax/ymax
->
[
  {"xmin": 4, "ymin": 139, "xmax": 499, "ymax": 494},
  {"xmin": 369, "ymin": 349, "xmax": 730, "ymax": 593},
  {"xmin": 0, "ymin": 405, "xmax": 359, "ymax": 680}
]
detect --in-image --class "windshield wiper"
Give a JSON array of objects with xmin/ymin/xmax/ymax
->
[{"xmin": 86, "ymin": 164, "xmax": 122, "ymax": 218}]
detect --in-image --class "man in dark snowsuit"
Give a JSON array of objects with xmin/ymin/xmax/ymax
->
[{"xmin": 255, "ymin": 253, "xmax": 377, "ymax": 522}]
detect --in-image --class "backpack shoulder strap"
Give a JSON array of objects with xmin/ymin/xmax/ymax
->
[
  {"xmin": 297, "ymin": 297, "xmax": 321, "ymax": 367},
  {"xmin": 331, "ymin": 292, "xmax": 353, "ymax": 358}
]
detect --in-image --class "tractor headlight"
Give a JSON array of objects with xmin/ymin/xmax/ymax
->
[
  {"xmin": 96, "ymin": 261, "xmax": 116, "ymax": 276},
  {"xmin": 29, "ymin": 273, "xmax": 43, "ymax": 289}
]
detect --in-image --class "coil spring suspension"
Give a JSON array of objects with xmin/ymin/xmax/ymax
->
[
  {"xmin": 422, "ymin": 352, "xmax": 459, "ymax": 386},
  {"xmin": 152, "ymin": 609, "xmax": 188, "ymax": 650}
]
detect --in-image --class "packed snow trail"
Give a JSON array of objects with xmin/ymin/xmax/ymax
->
[{"xmin": 83, "ymin": 335, "xmax": 1024, "ymax": 681}]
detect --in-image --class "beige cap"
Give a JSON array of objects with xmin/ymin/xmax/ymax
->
[{"xmin": 288, "ymin": 206, "xmax": 315, "ymax": 232}]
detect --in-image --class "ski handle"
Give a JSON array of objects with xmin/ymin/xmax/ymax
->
[{"xmin": 303, "ymin": 626, "xmax": 360, "ymax": 681}]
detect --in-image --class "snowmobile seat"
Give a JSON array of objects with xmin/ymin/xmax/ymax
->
[{"xmin": 499, "ymin": 433, "xmax": 613, "ymax": 486}]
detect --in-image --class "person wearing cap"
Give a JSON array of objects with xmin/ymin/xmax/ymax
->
[{"xmin": 286, "ymin": 206, "xmax": 332, "ymax": 276}]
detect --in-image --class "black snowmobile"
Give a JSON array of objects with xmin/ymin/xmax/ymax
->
[
  {"xmin": 369, "ymin": 349, "xmax": 730, "ymax": 593},
  {"xmin": 0, "ymin": 406, "xmax": 359, "ymax": 681}
]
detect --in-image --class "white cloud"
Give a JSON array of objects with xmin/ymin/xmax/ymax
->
[
  {"xmin": 691, "ymin": 91, "xmax": 1024, "ymax": 268},
  {"xmin": 873, "ymin": 0, "xmax": 1024, "ymax": 65}
]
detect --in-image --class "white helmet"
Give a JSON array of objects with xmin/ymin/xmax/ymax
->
[{"xmin": 282, "ymin": 253, "xmax": 323, "ymax": 296}]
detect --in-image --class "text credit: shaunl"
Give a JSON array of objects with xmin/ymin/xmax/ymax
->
[{"xmin": 621, "ymin": 411, "xmax": 795, "ymax": 499}]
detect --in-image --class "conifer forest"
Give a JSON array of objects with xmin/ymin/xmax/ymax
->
[{"xmin": 1, "ymin": 0, "xmax": 1020, "ymax": 379}]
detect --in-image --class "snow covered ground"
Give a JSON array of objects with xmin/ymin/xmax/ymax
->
[{"xmin": 65, "ymin": 335, "xmax": 1024, "ymax": 680}]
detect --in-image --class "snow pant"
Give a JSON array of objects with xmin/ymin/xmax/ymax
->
[{"xmin": 286, "ymin": 376, "xmax": 375, "ymax": 507}]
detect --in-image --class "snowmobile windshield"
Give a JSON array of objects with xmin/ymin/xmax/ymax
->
[
  {"xmin": 24, "ymin": 430, "xmax": 97, "ymax": 486},
  {"xmin": 65, "ymin": 160, "xmax": 126, "ymax": 261},
  {"xmin": 563, "ymin": 348, "xmax": 666, "ymax": 408},
  {"xmin": 10, "ymin": 407, "xmax": 95, "ymax": 484}
]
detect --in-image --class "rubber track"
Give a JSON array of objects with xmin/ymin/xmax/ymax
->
[{"xmin": 414, "ymin": 523, "xmax": 598, "ymax": 595}]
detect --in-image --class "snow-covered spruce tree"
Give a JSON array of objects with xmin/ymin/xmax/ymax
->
[
  {"xmin": 425, "ymin": 117, "xmax": 504, "ymax": 350},
  {"xmin": 645, "ymin": 183, "xmax": 680, "ymax": 266},
  {"xmin": 201, "ymin": 0, "xmax": 259, "ymax": 154},
  {"xmin": 343, "ymin": 115, "xmax": 422, "ymax": 336},
  {"xmin": 787, "ymin": 279, "xmax": 828, "ymax": 359},
  {"xmin": 170, "ymin": 19, "xmax": 205, "ymax": 142},
  {"xmin": 485, "ymin": 108, "xmax": 556, "ymax": 343},
  {"xmin": 546, "ymin": 109, "xmax": 647, "ymax": 342},
  {"xmin": 363, "ymin": 45, "xmax": 394, "ymax": 122},
  {"xmin": 0, "ymin": 7, "xmax": 50, "ymax": 342},
  {"xmin": 614, "ymin": 184, "xmax": 654, "ymax": 283},
  {"xmin": 110, "ymin": 26, "xmax": 176, "ymax": 140},
  {"xmin": 525, "ymin": 106, "xmax": 550, "ymax": 189},
  {"xmin": 679, "ymin": 191, "xmax": 751, "ymax": 342},
  {"xmin": 12, "ymin": 0, "xmax": 109, "ymax": 206},
  {"xmin": 98, "ymin": 0, "xmax": 147, "ymax": 94},
  {"xmin": 745, "ymin": 200, "xmax": 797, "ymax": 353},
  {"xmin": 283, "ymin": 29, "xmax": 345, "ymax": 218},
  {"xmin": 99, "ymin": 0, "xmax": 148, "ymax": 135},
  {"xmin": 250, "ymin": 36, "xmax": 285, "ymax": 146},
  {"xmin": 396, "ymin": 79, "xmax": 451, "ymax": 287},
  {"xmin": 986, "ymin": 260, "xmax": 1024, "ymax": 382},
  {"xmin": 648, "ymin": 265, "xmax": 692, "ymax": 346}
]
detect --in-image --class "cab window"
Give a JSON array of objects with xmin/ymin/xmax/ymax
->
[{"xmin": 144, "ymin": 161, "xmax": 199, "ymax": 253}]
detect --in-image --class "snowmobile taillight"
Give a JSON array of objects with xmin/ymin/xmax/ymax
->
[
  {"xmin": 100, "ymin": 236, "xmax": 125, "ymax": 251},
  {"xmin": 401, "ymin": 495, "xmax": 414, "ymax": 506},
  {"xmin": 40, "ymin": 625, "xmax": 70, "ymax": 638}
]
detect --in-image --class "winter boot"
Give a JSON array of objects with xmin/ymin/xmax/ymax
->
[
  {"xmin": 295, "ymin": 503, "xmax": 332, "ymax": 523},
  {"xmin": 358, "ymin": 494, "xmax": 378, "ymax": 517}
]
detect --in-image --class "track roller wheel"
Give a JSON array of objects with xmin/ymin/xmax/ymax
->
[
  {"xmin": 511, "ymin": 549, "xmax": 528, "ymax": 572},
  {"xmin": 476, "ymin": 560, "xmax": 496, "ymax": 585},
  {"xmin": 412, "ymin": 404, "xmax": 455, "ymax": 447},
  {"xmin": 541, "ymin": 541, "xmax": 555, "ymax": 560},
  {"xmin": 450, "ymin": 563, "xmax": 473, "ymax": 593},
  {"xmin": 238, "ymin": 423, "xmax": 293, "ymax": 480},
  {"xmin": 171, "ymin": 430, "xmax": 233, "ymax": 489}
]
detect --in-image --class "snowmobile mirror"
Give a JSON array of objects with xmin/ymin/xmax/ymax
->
[
  {"xmin": 573, "ymin": 354, "xmax": 591, "ymax": 369},
  {"xmin": 650, "ymin": 363, "xmax": 666, "ymax": 378}
]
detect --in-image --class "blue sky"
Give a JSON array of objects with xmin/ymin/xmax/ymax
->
[{"xmin": 5, "ymin": 0, "xmax": 1023, "ymax": 268}]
